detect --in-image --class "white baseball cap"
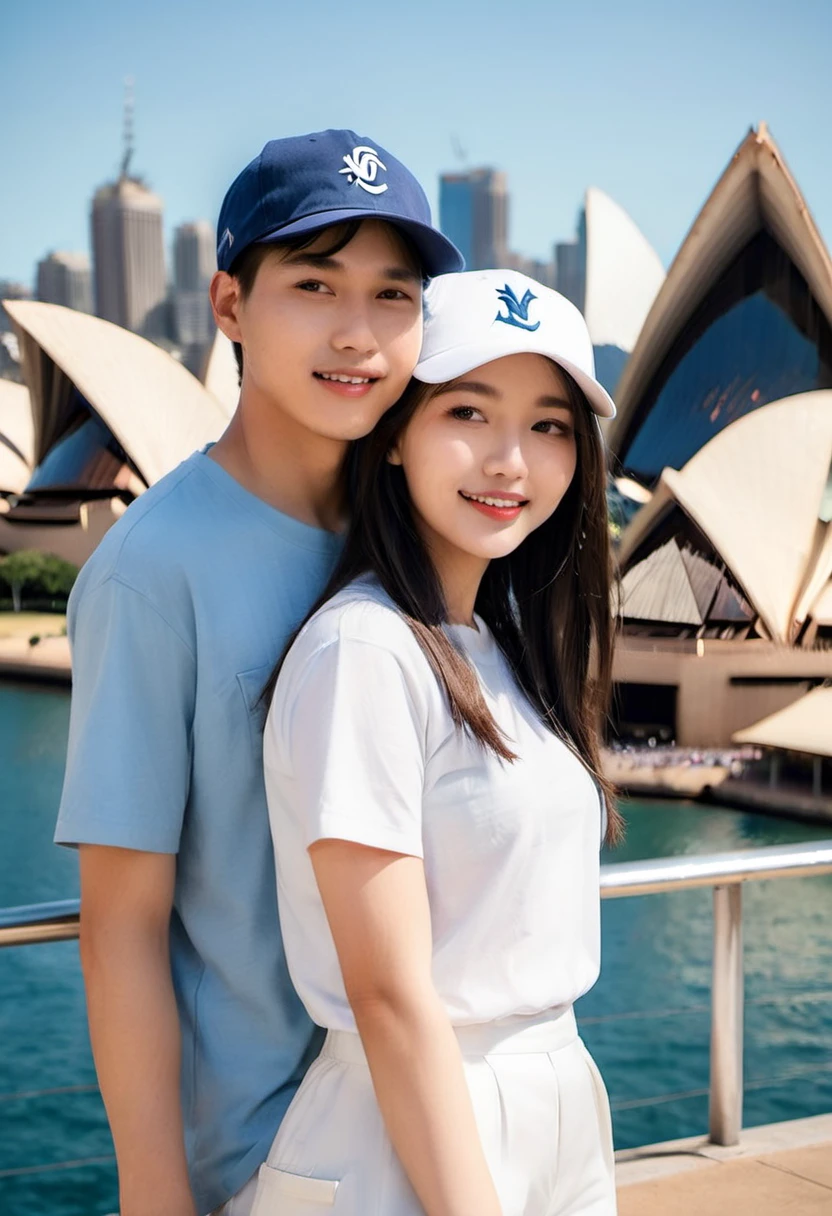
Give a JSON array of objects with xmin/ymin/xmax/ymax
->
[{"xmin": 414, "ymin": 269, "xmax": 616, "ymax": 419}]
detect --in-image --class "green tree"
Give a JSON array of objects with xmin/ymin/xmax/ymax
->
[{"xmin": 0, "ymin": 550, "xmax": 79, "ymax": 612}]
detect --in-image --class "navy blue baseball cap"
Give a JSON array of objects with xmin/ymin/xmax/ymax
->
[{"xmin": 216, "ymin": 129, "xmax": 464, "ymax": 277}]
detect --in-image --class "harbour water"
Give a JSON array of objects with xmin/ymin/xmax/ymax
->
[{"xmin": 1, "ymin": 680, "xmax": 831, "ymax": 1216}]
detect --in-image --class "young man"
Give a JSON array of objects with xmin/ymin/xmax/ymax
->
[{"xmin": 55, "ymin": 129, "xmax": 462, "ymax": 1216}]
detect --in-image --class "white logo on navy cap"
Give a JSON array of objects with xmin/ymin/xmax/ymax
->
[
  {"xmin": 218, "ymin": 227, "xmax": 234, "ymax": 254},
  {"xmin": 339, "ymin": 146, "xmax": 388, "ymax": 195}
]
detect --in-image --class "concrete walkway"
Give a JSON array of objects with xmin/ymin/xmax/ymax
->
[
  {"xmin": 709, "ymin": 776, "xmax": 832, "ymax": 825},
  {"xmin": 0, "ymin": 634, "xmax": 70, "ymax": 681},
  {"xmin": 616, "ymin": 1113, "xmax": 832, "ymax": 1214}
]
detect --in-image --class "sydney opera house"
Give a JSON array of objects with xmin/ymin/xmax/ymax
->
[
  {"xmin": 609, "ymin": 124, "xmax": 832, "ymax": 754},
  {"xmin": 608, "ymin": 123, "xmax": 832, "ymax": 483},
  {"xmin": 1, "ymin": 122, "xmax": 831, "ymax": 756},
  {"xmin": 0, "ymin": 302, "xmax": 236, "ymax": 566}
]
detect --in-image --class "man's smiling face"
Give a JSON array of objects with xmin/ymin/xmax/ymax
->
[{"xmin": 220, "ymin": 220, "xmax": 424, "ymax": 444}]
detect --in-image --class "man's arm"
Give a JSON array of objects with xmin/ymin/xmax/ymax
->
[
  {"xmin": 79, "ymin": 845, "xmax": 196, "ymax": 1216},
  {"xmin": 56, "ymin": 573, "xmax": 197, "ymax": 1212},
  {"xmin": 310, "ymin": 840, "xmax": 503, "ymax": 1216}
]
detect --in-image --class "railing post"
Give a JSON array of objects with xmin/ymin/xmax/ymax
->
[{"xmin": 709, "ymin": 882, "xmax": 743, "ymax": 1144}]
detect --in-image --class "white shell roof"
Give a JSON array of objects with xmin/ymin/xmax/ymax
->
[
  {"xmin": 608, "ymin": 123, "xmax": 832, "ymax": 455},
  {"xmin": 620, "ymin": 539, "xmax": 706, "ymax": 625},
  {"xmin": 618, "ymin": 390, "xmax": 832, "ymax": 644},
  {"xmin": 5, "ymin": 301, "xmax": 229, "ymax": 487},
  {"xmin": 810, "ymin": 581, "xmax": 832, "ymax": 624},
  {"xmin": 0, "ymin": 379, "xmax": 33, "ymax": 493},
  {"xmin": 0, "ymin": 441, "xmax": 29, "ymax": 494},
  {"xmin": 583, "ymin": 187, "xmax": 665, "ymax": 354},
  {"xmin": 0, "ymin": 378, "xmax": 34, "ymax": 465},
  {"xmin": 733, "ymin": 684, "xmax": 832, "ymax": 758}
]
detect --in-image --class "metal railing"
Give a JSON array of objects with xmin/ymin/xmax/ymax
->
[
  {"xmin": 599, "ymin": 839, "xmax": 832, "ymax": 1144},
  {"xmin": 0, "ymin": 898, "xmax": 80, "ymax": 947},
  {"xmin": 3, "ymin": 838, "xmax": 832, "ymax": 1148}
]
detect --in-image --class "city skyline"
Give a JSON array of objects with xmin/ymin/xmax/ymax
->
[
  {"xmin": 6, "ymin": 149, "xmax": 594, "ymax": 299},
  {"xmin": 4, "ymin": 0, "xmax": 831, "ymax": 286}
]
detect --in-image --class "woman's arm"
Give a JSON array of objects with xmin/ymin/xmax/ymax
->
[{"xmin": 310, "ymin": 839, "xmax": 502, "ymax": 1216}]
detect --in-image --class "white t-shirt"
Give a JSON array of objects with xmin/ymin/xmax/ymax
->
[{"xmin": 264, "ymin": 576, "xmax": 602, "ymax": 1031}]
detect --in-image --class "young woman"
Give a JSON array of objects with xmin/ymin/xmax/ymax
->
[{"xmin": 258, "ymin": 269, "xmax": 622, "ymax": 1216}]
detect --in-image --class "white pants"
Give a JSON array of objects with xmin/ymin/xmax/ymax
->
[
  {"xmin": 249, "ymin": 1006, "xmax": 616, "ymax": 1215},
  {"xmin": 209, "ymin": 1171, "xmax": 259, "ymax": 1216}
]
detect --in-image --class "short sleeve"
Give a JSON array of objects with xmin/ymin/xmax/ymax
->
[
  {"xmin": 267, "ymin": 633, "xmax": 426, "ymax": 858},
  {"xmin": 55, "ymin": 576, "xmax": 196, "ymax": 852}
]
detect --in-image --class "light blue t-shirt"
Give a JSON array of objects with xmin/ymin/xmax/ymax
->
[{"xmin": 55, "ymin": 449, "xmax": 342, "ymax": 1214}]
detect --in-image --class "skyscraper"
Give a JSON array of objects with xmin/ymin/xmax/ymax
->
[
  {"xmin": 90, "ymin": 84, "xmax": 168, "ymax": 339},
  {"xmin": 92, "ymin": 177, "xmax": 167, "ymax": 337},
  {"xmin": 36, "ymin": 252, "xmax": 93, "ymax": 314},
  {"xmin": 174, "ymin": 221, "xmax": 215, "ymax": 292},
  {"xmin": 172, "ymin": 221, "xmax": 215, "ymax": 347},
  {"xmin": 554, "ymin": 209, "xmax": 587, "ymax": 312},
  {"xmin": 439, "ymin": 168, "xmax": 508, "ymax": 270}
]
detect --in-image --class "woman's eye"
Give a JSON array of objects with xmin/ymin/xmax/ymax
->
[
  {"xmin": 449, "ymin": 406, "xmax": 480, "ymax": 421},
  {"xmin": 533, "ymin": 419, "xmax": 572, "ymax": 436}
]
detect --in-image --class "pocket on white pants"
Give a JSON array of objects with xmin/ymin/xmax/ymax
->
[{"xmin": 250, "ymin": 1163, "xmax": 339, "ymax": 1214}]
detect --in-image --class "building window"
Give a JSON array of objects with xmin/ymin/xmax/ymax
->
[{"xmin": 609, "ymin": 682, "xmax": 678, "ymax": 744}]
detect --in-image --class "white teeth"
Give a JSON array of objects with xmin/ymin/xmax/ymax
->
[
  {"xmin": 463, "ymin": 493, "xmax": 524, "ymax": 508},
  {"xmin": 319, "ymin": 372, "xmax": 371, "ymax": 384}
]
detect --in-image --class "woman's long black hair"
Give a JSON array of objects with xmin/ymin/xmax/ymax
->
[{"xmin": 264, "ymin": 367, "xmax": 622, "ymax": 845}]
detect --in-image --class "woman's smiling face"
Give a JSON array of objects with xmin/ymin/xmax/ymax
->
[{"xmin": 389, "ymin": 353, "xmax": 579, "ymax": 572}]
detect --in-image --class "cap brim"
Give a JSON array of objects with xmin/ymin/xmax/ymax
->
[
  {"xmin": 415, "ymin": 344, "xmax": 616, "ymax": 419},
  {"xmin": 257, "ymin": 209, "xmax": 464, "ymax": 277}
]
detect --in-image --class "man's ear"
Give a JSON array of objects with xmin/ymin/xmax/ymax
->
[{"xmin": 210, "ymin": 271, "xmax": 243, "ymax": 343}]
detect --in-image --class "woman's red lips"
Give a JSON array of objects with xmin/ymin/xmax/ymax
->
[{"xmin": 459, "ymin": 490, "xmax": 529, "ymax": 521}]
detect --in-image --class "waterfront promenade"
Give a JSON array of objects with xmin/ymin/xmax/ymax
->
[
  {"xmin": 616, "ymin": 1113, "xmax": 832, "ymax": 1212},
  {"xmin": 606, "ymin": 746, "xmax": 832, "ymax": 825},
  {"xmin": 0, "ymin": 633, "xmax": 69, "ymax": 681}
]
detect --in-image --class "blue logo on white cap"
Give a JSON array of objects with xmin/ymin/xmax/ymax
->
[
  {"xmin": 339, "ymin": 146, "xmax": 388, "ymax": 195},
  {"xmin": 495, "ymin": 283, "xmax": 540, "ymax": 332}
]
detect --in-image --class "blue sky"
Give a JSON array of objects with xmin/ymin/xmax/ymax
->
[{"xmin": 2, "ymin": 0, "xmax": 831, "ymax": 285}]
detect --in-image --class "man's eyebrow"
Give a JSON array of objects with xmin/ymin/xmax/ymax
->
[
  {"xmin": 281, "ymin": 252, "xmax": 421, "ymax": 283},
  {"xmin": 384, "ymin": 267, "xmax": 422, "ymax": 284},
  {"xmin": 433, "ymin": 380, "xmax": 500, "ymax": 399},
  {"xmin": 281, "ymin": 252, "xmax": 343, "ymax": 271}
]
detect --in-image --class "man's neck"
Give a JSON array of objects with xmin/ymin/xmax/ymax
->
[{"xmin": 208, "ymin": 392, "xmax": 348, "ymax": 533}]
